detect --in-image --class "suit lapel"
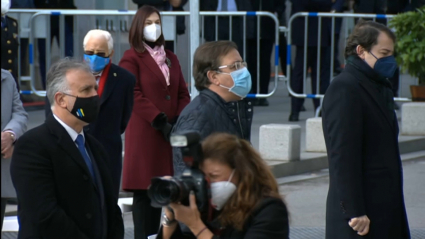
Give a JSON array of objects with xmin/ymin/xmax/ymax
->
[
  {"xmin": 137, "ymin": 50, "xmax": 167, "ymax": 88},
  {"xmin": 358, "ymin": 75, "xmax": 395, "ymax": 130},
  {"xmin": 100, "ymin": 64, "xmax": 119, "ymax": 105},
  {"xmin": 46, "ymin": 116, "xmax": 96, "ymax": 186}
]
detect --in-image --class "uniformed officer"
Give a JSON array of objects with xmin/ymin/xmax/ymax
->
[{"xmin": 1, "ymin": 0, "xmax": 19, "ymax": 91}]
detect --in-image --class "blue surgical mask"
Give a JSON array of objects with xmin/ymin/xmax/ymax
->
[
  {"xmin": 218, "ymin": 67, "xmax": 252, "ymax": 98},
  {"xmin": 84, "ymin": 54, "xmax": 110, "ymax": 73},
  {"xmin": 369, "ymin": 52, "xmax": 397, "ymax": 79}
]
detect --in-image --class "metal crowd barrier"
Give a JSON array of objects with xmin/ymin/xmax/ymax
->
[
  {"xmin": 10, "ymin": 9, "xmax": 281, "ymax": 100},
  {"xmin": 9, "ymin": 9, "xmax": 182, "ymax": 96},
  {"xmin": 199, "ymin": 11, "xmax": 281, "ymax": 99},
  {"xmin": 285, "ymin": 12, "xmax": 411, "ymax": 117}
]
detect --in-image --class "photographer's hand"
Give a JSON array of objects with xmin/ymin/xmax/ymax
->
[{"xmin": 170, "ymin": 191, "xmax": 214, "ymax": 238}]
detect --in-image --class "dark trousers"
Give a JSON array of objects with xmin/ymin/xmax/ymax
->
[
  {"xmin": 279, "ymin": 33, "xmax": 288, "ymax": 75},
  {"xmin": 1, "ymin": 198, "xmax": 7, "ymax": 232},
  {"xmin": 291, "ymin": 46, "xmax": 331, "ymax": 113},
  {"xmin": 37, "ymin": 19, "xmax": 74, "ymax": 89},
  {"xmin": 354, "ymin": 0, "xmax": 387, "ymax": 24},
  {"xmin": 247, "ymin": 39, "xmax": 275, "ymax": 94},
  {"xmin": 133, "ymin": 190, "xmax": 162, "ymax": 239}
]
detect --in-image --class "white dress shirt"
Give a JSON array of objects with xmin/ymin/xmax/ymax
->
[
  {"xmin": 53, "ymin": 114, "xmax": 92, "ymax": 163},
  {"xmin": 217, "ymin": 0, "xmax": 238, "ymax": 11}
]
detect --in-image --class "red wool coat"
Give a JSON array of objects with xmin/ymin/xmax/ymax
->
[{"xmin": 119, "ymin": 47, "xmax": 190, "ymax": 190}]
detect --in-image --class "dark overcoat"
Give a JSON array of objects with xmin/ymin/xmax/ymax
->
[
  {"xmin": 322, "ymin": 58, "xmax": 410, "ymax": 238},
  {"xmin": 119, "ymin": 47, "xmax": 190, "ymax": 190},
  {"xmin": 10, "ymin": 115, "xmax": 124, "ymax": 238}
]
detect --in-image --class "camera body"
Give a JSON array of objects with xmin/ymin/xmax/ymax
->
[{"xmin": 148, "ymin": 131, "xmax": 209, "ymax": 214}]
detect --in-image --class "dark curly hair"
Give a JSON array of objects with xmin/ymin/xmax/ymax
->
[
  {"xmin": 193, "ymin": 41, "xmax": 238, "ymax": 91},
  {"xmin": 345, "ymin": 20, "xmax": 396, "ymax": 58}
]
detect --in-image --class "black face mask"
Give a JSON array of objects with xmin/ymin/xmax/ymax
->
[{"xmin": 65, "ymin": 93, "xmax": 100, "ymax": 123}]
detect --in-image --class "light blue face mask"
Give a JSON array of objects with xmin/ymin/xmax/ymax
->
[
  {"xmin": 218, "ymin": 67, "xmax": 252, "ymax": 98},
  {"xmin": 84, "ymin": 54, "xmax": 110, "ymax": 73}
]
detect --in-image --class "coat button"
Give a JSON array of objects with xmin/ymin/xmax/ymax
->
[
  {"xmin": 4, "ymin": 27, "xmax": 7, "ymax": 32},
  {"xmin": 83, "ymin": 175, "xmax": 89, "ymax": 181},
  {"xmin": 165, "ymin": 95, "xmax": 170, "ymax": 100},
  {"xmin": 248, "ymin": 108, "xmax": 252, "ymax": 112},
  {"xmin": 8, "ymin": 50, "xmax": 12, "ymax": 54},
  {"xmin": 248, "ymin": 101, "xmax": 251, "ymax": 105},
  {"xmin": 86, "ymin": 213, "xmax": 92, "ymax": 219},
  {"xmin": 8, "ymin": 60, "xmax": 12, "ymax": 64},
  {"xmin": 233, "ymin": 119, "xmax": 237, "ymax": 123},
  {"xmin": 8, "ymin": 69, "xmax": 12, "ymax": 73},
  {"xmin": 7, "ymin": 40, "xmax": 11, "ymax": 44}
]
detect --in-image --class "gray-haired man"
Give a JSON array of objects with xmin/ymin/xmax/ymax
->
[{"xmin": 10, "ymin": 58, "xmax": 124, "ymax": 238}]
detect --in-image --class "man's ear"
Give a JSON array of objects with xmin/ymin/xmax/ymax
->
[
  {"xmin": 356, "ymin": 45, "xmax": 365, "ymax": 59},
  {"xmin": 207, "ymin": 70, "xmax": 220, "ymax": 86},
  {"xmin": 55, "ymin": 92, "xmax": 67, "ymax": 109},
  {"xmin": 109, "ymin": 49, "xmax": 114, "ymax": 59}
]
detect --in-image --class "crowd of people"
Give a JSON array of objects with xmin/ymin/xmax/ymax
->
[{"xmin": 2, "ymin": 0, "xmax": 423, "ymax": 238}]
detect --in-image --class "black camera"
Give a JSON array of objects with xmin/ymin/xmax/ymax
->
[{"xmin": 148, "ymin": 131, "xmax": 209, "ymax": 214}]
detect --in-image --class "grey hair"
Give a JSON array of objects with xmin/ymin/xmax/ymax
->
[
  {"xmin": 83, "ymin": 29, "xmax": 114, "ymax": 54},
  {"xmin": 46, "ymin": 57, "xmax": 92, "ymax": 106}
]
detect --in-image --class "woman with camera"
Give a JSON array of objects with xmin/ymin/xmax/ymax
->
[{"xmin": 158, "ymin": 133, "xmax": 289, "ymax": 239}]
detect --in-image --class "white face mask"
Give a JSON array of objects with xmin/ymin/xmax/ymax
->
[
  {"xmin": 210, "ymin": 170, "xmax": 237, "ymax": 211},
  {"xmin": 1, "ymin": 0, "xmax": 10, "ymax": 15},
  {"xmin": 144, "ymin": 24, "xmax": 161, "ymax": 42}
]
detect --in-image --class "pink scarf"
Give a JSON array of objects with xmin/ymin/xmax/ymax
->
[{"xmin": 143, "ymin": 42, "xmax": 170, "ymax": 86}]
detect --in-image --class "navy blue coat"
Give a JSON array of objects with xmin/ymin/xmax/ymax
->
[
  {"xmin": 290, "ymin": 0, "xmax": 344, "ymax": 46},
  {"xmin": 86, "ymin": 64, "xmax": 135, "ymax": 194},
  {"xmin": 322, "ymin": 58, "xmax": 410, "ymax": 238}
]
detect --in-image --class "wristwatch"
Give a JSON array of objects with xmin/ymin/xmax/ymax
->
[{"xmin": 161, "ymin": 214, "xmax": 176, "ymax": 227}]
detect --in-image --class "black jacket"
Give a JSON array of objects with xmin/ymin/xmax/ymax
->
[
  {"xmin": 172, "ymin": 89, "xmax": 253, "ymax": 174},
  {"xmin": 10, "ymin": 115, "xmax": 124, "ymax": 239},
  {"xmin": 1, "ymin": 16, "xmax": 19, "ymax": 85},
  {"xmin": 44, "ymin": 64, "xmax": 135, "ymax": 197},
  {"xmin": 322, "ymin": 57, "xmax": 410, "ymax": 239},
  {"xmin": 157, "ymin": 197, "xmax": 289, "ymax": 239}
]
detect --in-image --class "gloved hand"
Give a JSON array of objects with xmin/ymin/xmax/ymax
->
[{"xmin": 152, "ymin": 112, "xmax": 173, "ymax": 141}]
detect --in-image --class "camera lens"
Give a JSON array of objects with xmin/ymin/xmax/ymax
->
[{"xmin": 148, "ymin": 178, "xmax": 181, "ymax": 206}]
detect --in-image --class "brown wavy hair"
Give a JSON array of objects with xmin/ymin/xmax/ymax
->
[
  {"xmin": 128, "ymin": 5, "xmax": 165, "ymax": 53},
  {"xmin": 201, "ymin": 133, "xmax": 284, "ymax": 230}
]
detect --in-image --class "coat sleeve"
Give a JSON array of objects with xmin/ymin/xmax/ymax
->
[
  {"xmin": 244, "ymin": 199, "xmax": 289, "ymax": 239},
  {"xmin": 10, "ymin": 134, "xmax": 90, "ymax": 239},
  {"xmin": 119, "ymin": 51, "xmax": 162, "ymax": 123},
  {"xmin": 176, "ymin": 61, "xmax": 190, "ymax": 116},
  {"xmin": 120, "ymin": 72, "xmax": 136, "ymax": 134},
  {"xmin": 3, "ymin": 75, "xmax": 28, "ymax": 138},
  {"xmin": 322, "ymin": 78, "xmax": 366, "ymax": 219}
]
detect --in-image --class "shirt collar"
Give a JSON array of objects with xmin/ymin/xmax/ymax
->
[{"xmin": 53, "ymin": 114, "xmax": 85, "ymax": 143}]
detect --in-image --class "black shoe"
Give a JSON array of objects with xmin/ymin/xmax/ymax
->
[
  {"xmin": 257, "ymin": 98, "xmax": 269, "ymax": 106},
  {"xmin": 288, "ymin": 113, "xmax": 299, "ymax": 122},
  {"xmin": 300, "ymin": 105, "xmax": 306, "ymax": 112}
]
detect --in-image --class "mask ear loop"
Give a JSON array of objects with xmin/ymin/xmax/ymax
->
[{"xmin": 226, "ymin": 169, "xmax": 236, "ymax": 186}]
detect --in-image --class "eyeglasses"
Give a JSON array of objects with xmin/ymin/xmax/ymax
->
[
  {"xmin": 218, "ymin": 61, "xmax": 247, "ymax": 71},
  {"xmin": 84, "ymin": 51, "xmax": 108, "ymax": 58}
]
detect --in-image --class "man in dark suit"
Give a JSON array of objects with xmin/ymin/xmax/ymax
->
[
  {"xmin": 200, "ymin": 0, "xmax": 256, "ymax": 58},
  {"xmin": 46, "ymin": 29, "xmax": 135, "ymax": 197},
  {"xmin": 1, "ymin": 0, "xmax": 20, "ymax": 90},
  {"xmin": 288, "ymin": 0, "xmax": 343, "ymax": 121},
  {"xmin": 247, "ymin": 0, "xmax": 285, "ymax": 106},
  {"xmin": 11, "ymin": 58, "xmax": 124, "ymax": 238},
  {"xmin": 34, "ymin": 0, "xmax": 76, "ymax": 89},
  {"xmin": 322, "ymin": 21, "xmax": 410, "ymax": 238}
]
